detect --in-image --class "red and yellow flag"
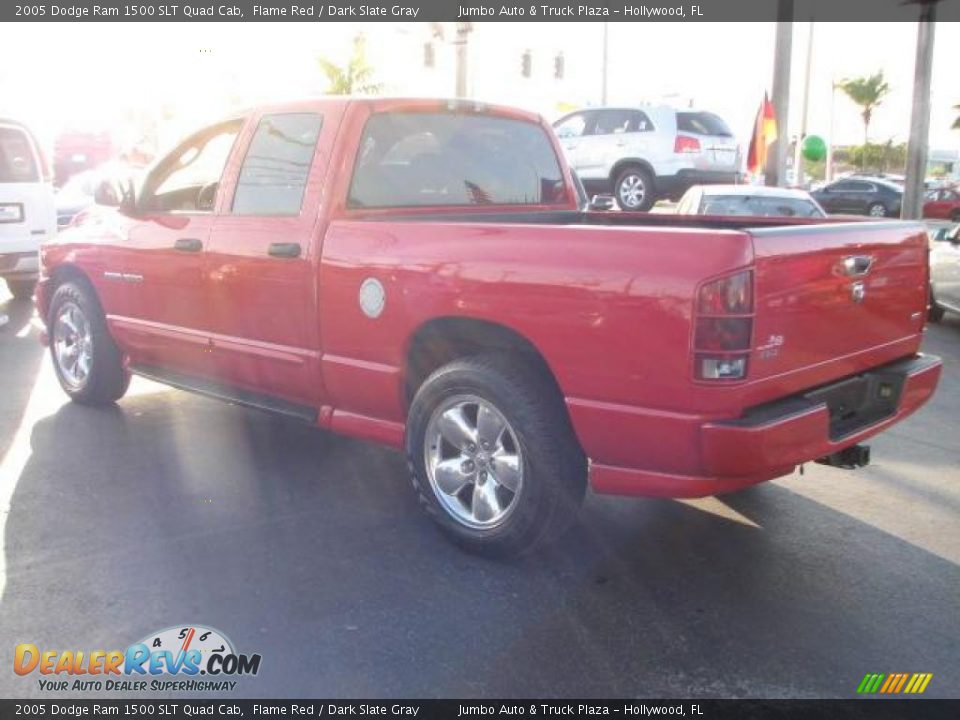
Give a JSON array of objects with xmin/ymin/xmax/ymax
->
[{"xmin": 747, "ymin": 93, "xmax": 778, "ymax": 176}]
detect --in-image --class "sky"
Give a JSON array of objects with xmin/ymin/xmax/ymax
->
[{"xmin": 0, "ymin": 21, "xmax": 957, "ymax": 156}]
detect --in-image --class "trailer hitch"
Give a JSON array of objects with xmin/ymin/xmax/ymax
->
[{"xmin": 815, "ymin": 444, "xmax": 871, "ymax": 470}]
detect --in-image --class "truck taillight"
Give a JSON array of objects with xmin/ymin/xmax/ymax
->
[
  {"xmin": 694, "ymin": 270, "xmax": 754, "ymax": 381},
  {"xmin": 674, "ymin": 135, "xmax": 701, "ymax": 154},
  {"xmin": 698, "ymin": 271, "xmax": 752, "ymax": 314}
]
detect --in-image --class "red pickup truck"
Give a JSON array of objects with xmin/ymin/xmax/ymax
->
[{"xmin": 37, "ymin": 98, "xmax": 941, "ymax": 555}]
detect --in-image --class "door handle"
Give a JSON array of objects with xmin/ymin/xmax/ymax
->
[
  {"xmin": 841, "ymin": 255, "xmax": 875, "ymax": 277},
  {"xmin": 268, "ymin": 242, "xmax": 302, "ymax": 258},
  {"xmin": 174, "ymin": 238, "xmax": 203, "ymax": 252}
]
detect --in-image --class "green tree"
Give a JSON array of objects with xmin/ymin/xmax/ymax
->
[
  {"xmin": 839, "ymin": 71, "xmax": 892, "ymax": 156},
  {"xmin": 317, "ymin": 34, "xmax": 383, "ymax": 95}
]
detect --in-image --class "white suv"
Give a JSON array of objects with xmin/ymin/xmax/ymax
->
[
  {"xmin": 1, "ymin": 119, "xmax": 56, "ymax": 300},
  {"xmin": 553, "ymin": 106, "xmax": 740, "ymax": 211}
]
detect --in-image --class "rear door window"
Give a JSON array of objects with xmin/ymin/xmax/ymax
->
[
  {"xmin": 676, "ymin": 112, "xmax": 733, "ymax": 137},
  {"xmin": 232, "ymin": 113, "xmax": 323, "ymax": 216},
  {"xmin": 0, "ymin": 126, "xmax": 39, "ymax": 183},
  {"xmin": 592, "ymin": 110, "xmax": 652, "ymax": 135},
  {"xmin": 349, "ymin": 112, "xmax": 567, "ymax": 208},
  {"xmin": 554, "ymin": 113, "xmax": 589, "ymax": 139}
]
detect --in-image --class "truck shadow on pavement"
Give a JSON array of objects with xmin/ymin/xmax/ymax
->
[{"xmin": 1, "ymin": 381, "xmax": 957, "ymax": 699}]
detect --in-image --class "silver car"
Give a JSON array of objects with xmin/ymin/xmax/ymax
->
[
  {"xmin": 676, "ymin": 184, "xmax": 826, "ymax": 218},
  {"xmin": 553, "ymin": 106, "xmax": 740, "ymax": 211}
]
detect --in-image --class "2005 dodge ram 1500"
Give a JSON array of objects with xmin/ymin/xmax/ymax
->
[{"xmin": 37, "ymin": 98, "xmax": 941, "ymax": 555}]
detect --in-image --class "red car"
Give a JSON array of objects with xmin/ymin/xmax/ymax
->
[
  {"xmin": 36, "ymin": 98, "xmax": 941, "ymax": 556},
  {"xmin": 923, "ymin": 186, "xmax": 960, "ymax": 221}
]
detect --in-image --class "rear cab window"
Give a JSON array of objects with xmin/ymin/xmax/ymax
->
[
  {"xmin": 676, "ymin": 112, "xmax": 732, "ymax": 137},
  {"xmin": 700, "ymin": 195, "xmax": 823, "ymax": 218},
  {"xmin": 232, "ymin": 112, "xmax": 323, "ymax": 215},
  {"xmin": 348, "ymin": 111, "xmax": 567, "ymax": 208},
  {"xmin": 0, "ymin": 126, "xmax": 39, "ymax": 183}
]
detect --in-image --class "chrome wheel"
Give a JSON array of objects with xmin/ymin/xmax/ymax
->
[
  {"xmin": 424, "ymin": 394, "xmax": 523, "ymax": 530},
  {"xmin": 868, "ymin": 203, "xmax": 887, "ymax": 217},
  {"xmin": 53, "ymin": 301, "xmax": 93, "ymax": 389},
  {"xmin": 617, "ymin": 173, "xmax": 646, "ymax": 209}
]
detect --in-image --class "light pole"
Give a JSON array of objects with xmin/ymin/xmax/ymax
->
[
  {"xmin": 902, "ymin": 2, "xmax": 938, "ymax": 219},
  {"xmin": 826, "ymin": 78, "xmax": 839, "ymax": 182},
  {"xmin": 793, "ymin": 20, "xmax": 814, "ymax": 187},
  {"xmin": 766, "ymin": 0, "xmax": 793, "ymax": 187},
  {"xmin": 454, "ymin": 22, "xmax": 473, "ymax": 98},
  {"xmin": 601, "ymin": 22, "xmax": 609, "ymax": 105}
]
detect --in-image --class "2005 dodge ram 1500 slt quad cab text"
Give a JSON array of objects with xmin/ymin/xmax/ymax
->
[{"xmin": 36, "ymin": 98, "xmax": 941, "ymax": 556}]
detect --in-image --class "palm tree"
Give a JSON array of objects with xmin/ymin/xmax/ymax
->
[
  {"xmin": 317, "ymin": 34, "xmax": 383, "ymax": 95},
  {"xmin": 839, "ymin": 71, "xmax": 891, "ymax": 147}
]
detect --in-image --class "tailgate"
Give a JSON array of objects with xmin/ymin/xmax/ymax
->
[{"xmin": 748, "ymin": 221, "xmax": 928, "ymax": 384}]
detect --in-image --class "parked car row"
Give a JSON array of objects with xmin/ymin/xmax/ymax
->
[{"xmin": 810, "ymin": 176, "xmax": 903, "ymax": 218}]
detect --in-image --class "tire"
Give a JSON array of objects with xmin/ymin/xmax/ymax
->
[
  {"xmin": 406, "ymin": 353, "xmax": 586, "ymax": 557},
  {"xmin": 951, "ymin": 210, "xmax": 960, "ymax": 223},
  {"xmin": 48, "ymin": 280, "xmax": 130, "ymax": 405},
  {"xmin": 5, "ymin": 278, "xmax": 36, "ymax": 300},
  {"xmin": 867, "ymin": 202, "xmax": 887, "ymax": 218},
  {"xmin": 929, "ymin": 288, "xmax": 945, "ymax": 323},
  {"xmin": 614, "ymin": 165, "xmax": 655, "ymax": 212}
]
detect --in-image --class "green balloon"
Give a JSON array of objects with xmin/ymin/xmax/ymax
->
[{"xmin": 802, "ymin": 135, "xmax": 827, "ymax": 162}]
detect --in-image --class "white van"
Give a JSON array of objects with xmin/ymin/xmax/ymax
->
[{"xmin": 1, "ymin": 119, "xmax": 56, "ymax": 300}]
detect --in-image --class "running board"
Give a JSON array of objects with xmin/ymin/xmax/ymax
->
[{"xmin": 129, "ymin": 364, "xmax": 318, "ymax": 424}]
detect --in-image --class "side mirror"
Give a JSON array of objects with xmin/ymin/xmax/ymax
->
[
  {"xmin": 589, "ymin": 194, "xmax": 616, "ymax": 212},
  {"xmin": 95, "ymin": 176, "xmax": 137, "ymax": 214},
  {"xmin": 93, "ymin": 179, "xmax": 122, "ymax": 207}
]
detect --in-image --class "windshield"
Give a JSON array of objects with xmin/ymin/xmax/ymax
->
[
  {"xmin": 700, "ymin": 194, "xmax": 824, "ymax": 218},
  {"xmin": 349, "ymin": 112, "xmax": 567, "ymax": 208}
]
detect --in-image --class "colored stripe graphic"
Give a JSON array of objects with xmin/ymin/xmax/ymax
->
[
  {"xmin": 857, "ymin": 672, "xmax": 932, "ymax": 694},
  {"xmin": 857, "ymin": 673, "xmax": 885, "ymax": 694}
]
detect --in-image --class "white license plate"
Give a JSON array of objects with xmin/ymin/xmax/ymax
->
[{"xmin": 0, "ymin": 204, "xmax": 24, "ymax": 223}]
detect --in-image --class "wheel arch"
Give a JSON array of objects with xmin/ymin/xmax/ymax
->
[
  {"xmin": 403, "ymin": 316, "xmax": 568, "ymax": 410},
  {"xmin": 610, "ymin": 158, "xmax": 656, "ymax": 185},
  {"xmin": 42, "ymin": 263, "xmax": 100, "ymax": 320}
]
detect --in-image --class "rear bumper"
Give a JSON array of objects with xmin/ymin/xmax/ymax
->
[
  {"xmin": 584, "ymin": 354, "xmax": 941, "ymax": 498},
  {"xmin": 0, "ymin": 251, "xmax": 39, "ymax": 278}
]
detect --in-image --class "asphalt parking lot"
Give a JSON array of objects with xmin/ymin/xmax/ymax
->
[{"xmin": 0, "ymin": 287, "xmax": 958, "ymax": 699}]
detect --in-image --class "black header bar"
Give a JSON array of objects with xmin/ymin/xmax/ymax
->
[
  {"xmin": 4, "ymin": 0, "xmax": 959, "ymax": 23},
  {"xmin": 2, "ymin": 700, "xmax": 959, "ymax": 719}
]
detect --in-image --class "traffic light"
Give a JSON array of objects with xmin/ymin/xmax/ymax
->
[{"xmin": 521, "ymin": 50, "xmax": 532, "ymax": 78}]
